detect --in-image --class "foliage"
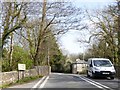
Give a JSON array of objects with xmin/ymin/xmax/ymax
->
[
  {"xmin": 63, "ymin": 61, "xmax": 72, "ymax": 73},
  {"xmin": 2, "ymin": 45, "xmax": 33, "ymax": 72},
  {"xmin": 50, "ymin": 54, "xmax": 66, "ymax": 73}
]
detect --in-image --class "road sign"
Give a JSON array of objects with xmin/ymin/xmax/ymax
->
[{"xmin": 18, "ymin": 64, "xmax": 26, "ymax": 71}]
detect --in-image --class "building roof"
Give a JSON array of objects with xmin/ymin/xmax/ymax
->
[{"xmin": 72, "ymin": 59, "xmax": 87, "ymax": 64}]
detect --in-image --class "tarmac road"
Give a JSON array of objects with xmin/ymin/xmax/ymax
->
[{"xmin": 3, "ymin": 73, "xmax": 119, "ymax": 90}]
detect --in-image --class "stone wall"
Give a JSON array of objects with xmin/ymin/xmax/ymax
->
[{"xmin": 1, "ymin": 66, "xmax": 51, "ymax": 85}]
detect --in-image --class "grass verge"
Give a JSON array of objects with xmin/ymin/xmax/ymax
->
[{"xmin": 1, "ymin": 75, "xmax": 43, "ymax": 88}]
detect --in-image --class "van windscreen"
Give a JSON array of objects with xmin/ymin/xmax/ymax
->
[{"xmin": 93, "ymin": 60, "xmax": 112, "ymax": 67}]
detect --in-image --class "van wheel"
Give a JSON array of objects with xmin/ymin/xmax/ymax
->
[
  {"xmin": 91, "ymin": 72, "xmax": 95, "ymax": 79},
  {"xmin": 87, "ymin": 74, "xmax": 90, "ymax": 77},
  {"xmin": 87, "ymin": 71, "xmax": 90, "ymax": 77},
  {"xmin": 110, "ymin": 77, "xmax": 114, "ymax": 79}
]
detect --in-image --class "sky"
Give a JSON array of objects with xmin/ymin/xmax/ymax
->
[
  {"xmin": 0, "ymin": 0, "xmax": 115, "ymax": 55},
  {"xmin": 59, "ymin": 0, "xmax": 116, "ymax": 55}
]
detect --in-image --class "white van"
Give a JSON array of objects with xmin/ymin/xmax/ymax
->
[{"xmin": 87, "ymin": 58, "xmax": 116, "ymax": 79}]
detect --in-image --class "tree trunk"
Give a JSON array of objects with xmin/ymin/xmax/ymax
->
[
  {"xmin": 34, "ymin": 0, "xmax": 47, "ymax": 66},
  {"xmin": 8, "ymin": 33, "xmax": 13, "ymax": 71}
]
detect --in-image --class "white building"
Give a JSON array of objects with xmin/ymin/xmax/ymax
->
[{"xmin": 72, "ymin": 59, "xmax": 87, "ymax": 74}]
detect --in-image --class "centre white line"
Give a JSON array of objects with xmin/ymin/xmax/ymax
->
[
  {"xmin": 39, "ymin": 76, "xmax": 49, "ymax": 88},
  {"xmin": 32, "ymin": 76, "xmax": 46, "ymax": 88}
]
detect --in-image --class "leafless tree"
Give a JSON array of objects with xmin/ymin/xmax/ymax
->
[{"xmin": 14, "ymin": 0, "xmax": 85, "ymax": 66}]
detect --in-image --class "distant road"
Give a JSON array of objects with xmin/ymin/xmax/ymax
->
[{"xmin": 3, "ymin": 73, "xmax": 119, "ymax": 90}]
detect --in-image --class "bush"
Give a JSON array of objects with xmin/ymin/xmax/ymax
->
[{"xmin": 2, "ymin": 45, "xmax": 33, "ymax": 72}]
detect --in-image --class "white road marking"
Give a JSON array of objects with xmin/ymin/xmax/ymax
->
[
  {"xmin": 79, "ymin": 76, "xmax": 113, "ymax": 90},
  {"xmin": 32, "ymin": 76, "xmax": 46, "ymax": 88},
  {"xmin": 82, "ymin": 76, "xmax": 113, "ymax": 90},
  {"xmin": 80, "ymin": 77, "xmax": 105, "ymax": 90},
  {"xmin": 39, "ymin": 76, "xmax": 49, "ymax": 88}
]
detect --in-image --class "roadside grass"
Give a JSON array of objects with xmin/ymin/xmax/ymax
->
[{"xmin": 1, "ymin": 75, "xmax": 43, "ymax": 88}]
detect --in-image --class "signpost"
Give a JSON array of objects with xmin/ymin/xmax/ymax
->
[
  {"xmin": 18, "ymin": 64, "xmax": 26, "ymax": 81},
  {"xmin": 18, "ymin": 64, "xmax": 26, "ymax": 71}
]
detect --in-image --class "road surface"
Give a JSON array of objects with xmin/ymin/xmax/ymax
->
[
  {"xmin": 3, "ymin": 73, "xmax": 119, "ymax": 90},
  {"xmin": 40, "ymin": 73, "xmax": 119, "ymax": 90}
]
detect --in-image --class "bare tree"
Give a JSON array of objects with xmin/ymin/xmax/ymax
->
[
  {"xmin": 1, "ymin": 2, "xmax": 27, "ymax": 49},
  {"xmin": 14, "ymin": 1, "xmax": 84, "ymax": 66},
  {"xmin": 1, "ymin": 2, "xmax": 27, "ymax": 70},
  {"xmin": 82, "ymin": 4, "xmax": 119, "ymax": 64}
]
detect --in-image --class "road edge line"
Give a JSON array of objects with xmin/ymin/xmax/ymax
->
[
  {"xmin": 32, "ymin": 76, "xmax": 46, "ymax": 88},
  {"xmin": 81, "ymin": 76, "xmax": 113, "ymax": 90},
  {"xmin": 39, "ymin": 76, "xmax": 49, "ymax": 88},
  {"xmin": 79, "ymin": 76, "xmax": 105, "ymax": 90}
]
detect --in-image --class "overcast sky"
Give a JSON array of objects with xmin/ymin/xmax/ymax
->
[{"xmin": 59, "ymin": 0, "xmax": 116, "ymax": 55}]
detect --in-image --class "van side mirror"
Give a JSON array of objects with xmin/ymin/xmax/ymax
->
[{"xmin": 90, "ymin": 64, "xmax": 92, "ymax": 67}]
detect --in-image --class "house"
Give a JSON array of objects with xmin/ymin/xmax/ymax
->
[{"xmin": 72, "ymin": 59, "xmax": 87, "ymax": 74}]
